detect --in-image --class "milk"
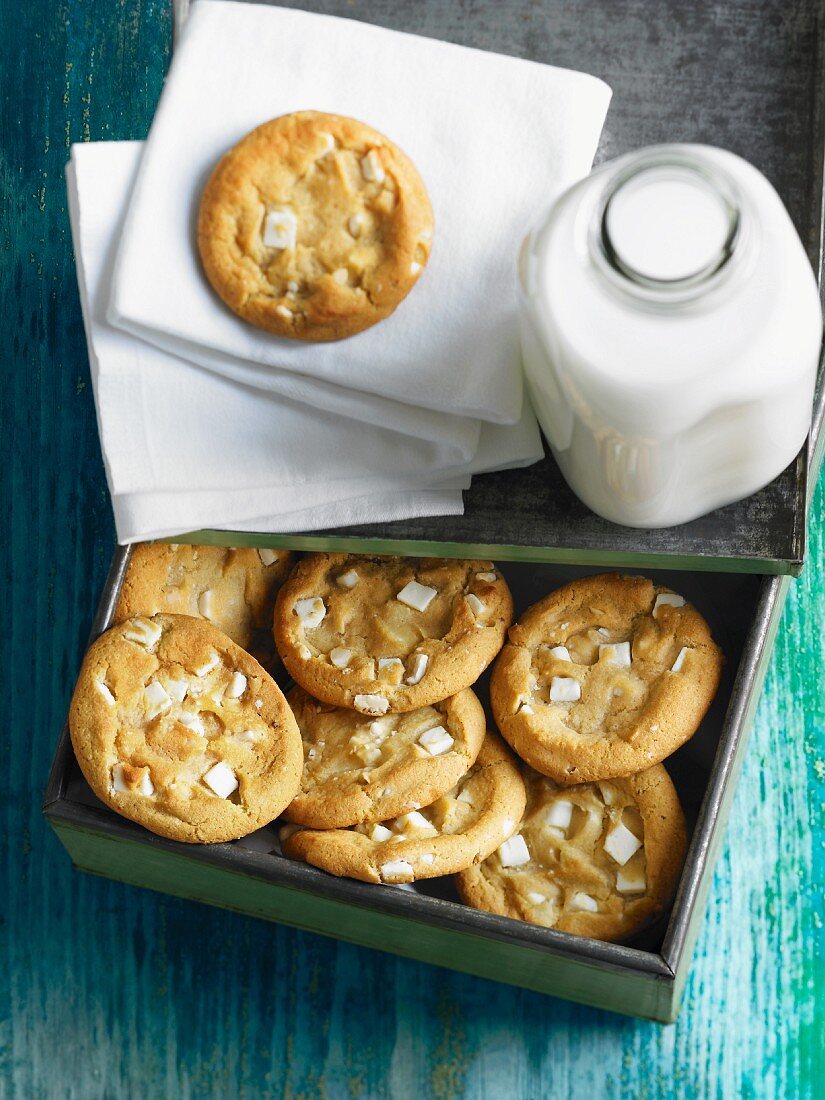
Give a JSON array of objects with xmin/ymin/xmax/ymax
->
[{"xmin": 518, "ymin": 145, "xmax": 822, "ymax": 528}]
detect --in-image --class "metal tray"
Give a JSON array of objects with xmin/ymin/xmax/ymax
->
[
  {"xmin": 44, "ymin": 545, "xmax": 786, "ymax": 1023},
  {"xmin": 179, "ymin": 0, "xmax": 825, "ymax": 576}
]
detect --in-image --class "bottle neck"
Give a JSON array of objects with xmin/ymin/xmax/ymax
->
[{"xmin": 588, "ymin": 150, "xmax": 745, "ymax": 308}]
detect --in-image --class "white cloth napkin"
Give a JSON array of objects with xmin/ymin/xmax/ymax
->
[
  {"xmin": 109, "ymin": 0, "xmax": 611, "ymax": 443},
  {"xmin": 68, "ymin": 141, "xmax": 543, "ymax": 542}
]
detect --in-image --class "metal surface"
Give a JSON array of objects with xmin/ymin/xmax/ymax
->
[{"xmin": 188, "ymin": 0, "xmax": 825, "ymax": 575}]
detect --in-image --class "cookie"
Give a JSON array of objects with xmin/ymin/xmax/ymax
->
[
  {"xmin": 490, "ymin": 574, "xmax": 722, "ymax": 783},
  {"xmin": 197, "ymin": 111, "xmax": 434, "ymax": 341},
  {"xmin": 274, "ymin": 554, "xmax": 514, "ymax": 714},
  {"xmin": 69, "ymin": 614, "xmax": 303, "ymax": 844},
  {"xmin": 456, "ymin": 764, "xmax": 687, "ymax": 942},
  {"xmin": 281, "ymin": 732, "xmax": 527, "ymax": 884},
  {"xmin": 114, "ymin": 543, "xmax": 293, "ymax": 673},
  {"xmin": 284, "ymin": 685, "xmax": 486, "ymax": 828}
]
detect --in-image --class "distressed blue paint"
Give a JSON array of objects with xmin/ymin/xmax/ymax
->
[{"xmin": 2, "ymin": 1, "xmax": 823, "ymax": 1097}]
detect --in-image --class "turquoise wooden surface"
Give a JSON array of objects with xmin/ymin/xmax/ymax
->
[{"xmin": 2, "ymin": 0, "xmax": 824, "ymax": 1095}]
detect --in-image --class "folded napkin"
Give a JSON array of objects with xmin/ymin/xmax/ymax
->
[
  {"xmin": 68, "ymin": 141, "xmax": 543, "ymax": 542},
  {"xmin": 109, "ymin": 0, "xmax": 611, "ymax": 443}
]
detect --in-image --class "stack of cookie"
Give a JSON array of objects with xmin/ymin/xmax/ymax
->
[{"xmin": 68, "ymin": 547, "xmax": 723, "ymax": 945}]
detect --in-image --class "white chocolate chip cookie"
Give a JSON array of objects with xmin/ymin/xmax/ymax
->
[
  {"xmin": 456, "ymin": 764, "xmax": 687, "ymax": 942},
  {"xmin": 281, "ymin": 733, "xmax": 526, "ymax": 883},
  {"xmin": 490, "ymin": 574, "xmax": 722, "ymax": 783},
  {"xmin": 284, "ymin": 685, "xmax": 486, "ymax": 828},
  {"xmin": 197, "ymin": 111, "xmax": 434, "ymax": 342},
  {"xmin": 69, "ymin": 614, "xmax": 302, "ymax": 843},
  {"xmin": 274, "ymin": 553, "xmax": 513, "ymax": 713},
  {"xmin": 114, "ymin": 543, "xmax": 293, "ymax": 674}
]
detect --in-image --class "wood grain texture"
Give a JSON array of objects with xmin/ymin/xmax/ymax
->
[{"xmin": 1, "ymin": 0, "xmax": 823, "ymax": 1097}]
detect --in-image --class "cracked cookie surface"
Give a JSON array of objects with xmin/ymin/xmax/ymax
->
[
  {"xmin": 284, "ymin": 685, "xmax": 486, "ymax": 828},
  {"xmin": 490, "ymin": 573, "xmax": 723, "ymax": 783},
  {"xmin": 274, "ymin": 553, "xmax": 513, "ymax": 713},
  {"xmin": 69, "ymin": 613, "xmax": 302, "ymax": 843},
  {"xmin": 197, "ymin": 111, "xmax": 434, "ymax": 341},
  {"xmin": 282, "ymin": 732, "xmax": 526, "ymax": 883},
  {"xmin": 456, "ymin": 764, "xmax": 687, "ymax": 942},
  {"xmin": 114, "ymin": 543, "xmax": 293, "ymax": 674}
]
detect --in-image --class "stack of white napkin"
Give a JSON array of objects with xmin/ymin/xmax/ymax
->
[{"xmin": 68, "ymin": 0, "xmax": 611, "ymax": 542}]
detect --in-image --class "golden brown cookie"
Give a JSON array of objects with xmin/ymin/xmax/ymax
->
[
  {"xmin": 197, "ymin": 111, "xmax": 434, "ymax": 341},
  {"xmin": 456, "ymin": 764, "xmax": 687, "ymax": 942},
  {"xmin": 69, "ymin": 614, "xmax": 302, "ymax": 844},
  {"xmin": 490, "ymin": 574, "xmax": 722, "ymax": 783},
  {"xmin": 274, "ymin": 553, "xmax": 513, "ymax": 714},
  {"xmin": 284, "ymin": 685, "xmax": 486, "ymax": 828},
  {"xmin": 281, "ymin": 733, "xmax": 527, "ymax": 884},
  {"xmin": 113, "ymin": 543, "xmax": 293, "ymax": 674}
]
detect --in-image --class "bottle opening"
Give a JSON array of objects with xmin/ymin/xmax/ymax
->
[{"xmin": 593, "ymin": 152, "xmax": 742, "ymax": 303}]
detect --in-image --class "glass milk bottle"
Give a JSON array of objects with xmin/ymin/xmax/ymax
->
[{"xmin": 518, "ymin": 145, "xmax": 822, "ymax": 528}]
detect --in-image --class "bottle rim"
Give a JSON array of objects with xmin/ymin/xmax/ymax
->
[{"xmin": 589, "ymin": 149, "xmax": 745, "ymax": 306}]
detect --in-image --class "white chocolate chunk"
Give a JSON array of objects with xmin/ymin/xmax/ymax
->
[
  {"xmin": 545, "ymin": 800, "xmax": 573, "ymax": 831},
  {"xmin": 420, "ymin": 853, "xmax": 435, "ymax": 865},
  {"xmin": 143, "ymin": 680, "xmax": 172, "ymax": 717},
  {"xmin": 224, "ymin": 671, "xmax": 247, "ymax": 699},
  {"xmin": 653, "ymin": 592, "xmax": 686, "ymax": 616},
  {"xmin": 177, "ymin": 712, "xmax": 205, "ymax": 736},
  {"xmin": 597, "ymin": 627, "xmax": 610, "ymax": 638},
  {"xmin": 599, "ymin": 641, "xmax": 631, "ymax": 667},
  {"xmin": 111, "ymin": 764, "xmax": 128, "ymax": 793},
  {"xmin": 417, "ymin": 725, "xmax": 454, "ymax": 756},
  {"xmin": 527, "ymin": 892, "xmax": 546, "ymax": 905},
  {"xmin": 476, "ymin": 571, "xmax": 497, "ymax": 582},
  {"xmin": 405, "ymin": 652, "xmax": 429, "ymax": 685},
  {"xmin": 671, "ymin": 646, "xmax": 689, "ymax": 672},
  {"xmin": 497, "ymin": 834, "xmax": 531, "ymax": 868},
  {"xmin": 337, "ymin": 569, "xmax": 360, "ymax": 588},
  {"xmin": 354, "ymin": 693, "xmax": 389, "ymax": 715},
  {"xmin": 456, "ymin": 788, "xmax": 474, "ymax": 805},
  {"xmin": 549, "ymin": 676, "xmax": 581, "ymax": 703},
  {"xmin": 287, "ymin": 280, "xmax": 300, "ymax": 293},
  {"xmin": 96, "ymin": 680, "xmax": 116, "ymax": 705},
  {"xmin": 263, "ymin": 206, "xmax": 297, "ymax": 249},
  {"xmin": 234, "ymin": 729, "xmax": 261, "ymax": 744},
  {"xmin": 395, "ymin": 810, "xmax": 437, "ymax": 835},
  {"xmin": 410, "ymin": 261, "xmax": 422, "ymax": 276},
  {"xmin": 294, "ymin": 597, "xmax": 326, "ymax": 628},
  {"xmin": 138, "ymin": 771, "xmax": 155, "ymax": 797},
  {"xmin": 166, "ymin": 679, "xmax": 188, "ymax": 703},
  {"xmin": 465, "ymin": 594, "xmax": 485, "ymax": 616},
  {"xmin": 361, "ymin": 148, "xmax": 385, "ymax": 184},
  {"xmin": 193, "ymin": 652, "xmax": 219, "ymax": 677},
  {"xmin": 257, "ymin": 547, "xmax": 279, "ymax": 566},
  {"xmin": 380, "ymin": 859, "xmax": 414, "ymax": 883},
  {"xmin": 370, "ymin": 823, "xmax": 393, "ymax": 842},
  {"xmin": 569, "ymin": 892, "xmax": 599, "ymax": 913},
  {"xmin": 617, "ymin": 866, "xmax": 647, "ymax": 894},
  {"xmin": 603, "ymin": 822, "xmax": 642, "ymax": 866},
  {"xmin": 348, "ymin": 213, "xmax": 364, "ymax": 237},
  {"xmin": 297, "ymin": 644, "xmax": 312, "ymax": 660},
  {"xmin": 550, "ymin": 645, "xmax": 572, "ymax": 662},
  {"xmin": 378, "ymin": 657, "xmax": 404, "ymax": 674},
  {"xmin": 123, "ymin": 617, "xmax": 161, "ymax": 649},
  {"xmin": 332, "ymin": 267, "xmax": 349, "ymax": 285},
  {"xmin": 275, "ymin": 304, "xmax": 293, "ymax": 320},
  {"xmin": 518, "ymin": 702, "xmax": 534, "ymax": 715},
  {"xmin": 198, "ymin": 589, "xmax": 215, "ymax": 620},
  {"xmin": 369, "ymin": 716, "xmax": 395, "ymax": 737},
  {"xmin": 203, "ymin": 761, "xmax": 238, "ymax": 799},
  {"xmin": 330, "ymin": 647, "xmax": 352, "ymax": 669},
  {"xmin": 317, "ymin": 131, "xmax": 335, "ymax": 154},
  {"xmin": 598, "ymin": 782, "xmax": 618, "ymax": 806},
  {"xmin": 396, "ymin": 580, "xmax": 437, "ymax": 612}
]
